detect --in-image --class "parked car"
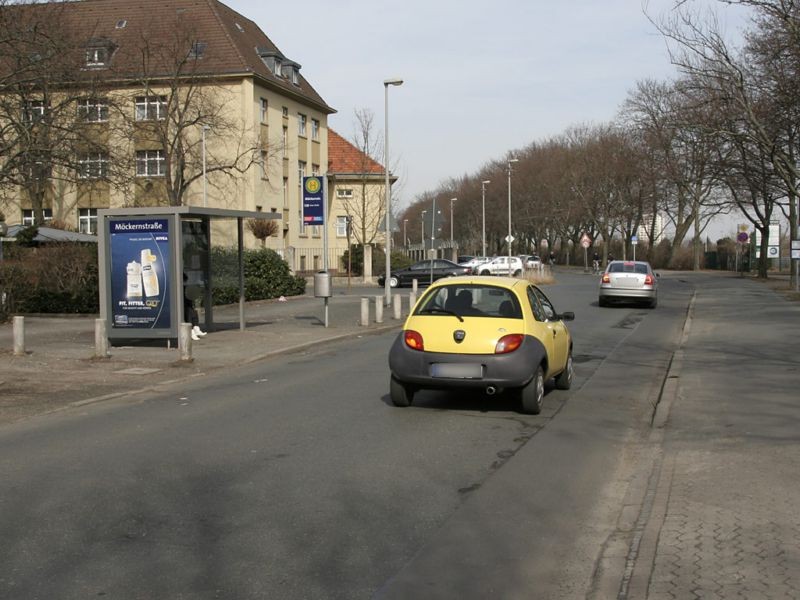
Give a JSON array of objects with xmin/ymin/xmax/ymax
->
[
  {"xmin": 598, "ymin": 260, "xmax": 659, "ymax": 308},
  {"xmin": 474, "ymin": 255, "xmax": 524, "ymax": 276},
  {"xmin": 520, "ymin": 255, "xmax": 542, "ymax": 268},
  {"xmin": 388, "ymin": 276, "xmax": 575, "ymax": 414},
  {"xmin": 377, "ymin": 259, "xmax": 471, "ymax": 288},
  {"xmin": 460, "ymin": 256, "xmax": 492, "ymax": 270},
  {"xmin": 457, "ymin": 255, "xmax": 475, "ymax": 265}
]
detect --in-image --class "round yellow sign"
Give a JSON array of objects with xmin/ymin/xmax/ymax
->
[{"xmin": 305, "ymin": 177, "xmax": 321, "ymax": 194}]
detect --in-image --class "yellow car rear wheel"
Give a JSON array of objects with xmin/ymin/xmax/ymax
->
[
  {"xmin": 390, "ymin": 375, "xmax": 414, "ymax": 407},
  {"xmin": 519, "ymin": 366, "xmax": 544, "ymax": 415}
]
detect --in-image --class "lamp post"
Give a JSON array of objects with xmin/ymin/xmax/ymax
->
[
  {"xmin": 403, "ymin": 219, "xmax": 408, "ymax": 248},
  {"xmin": 421, "ymin": 210, "xmax": 427, "ymax": 259},
  {"xmin": 481, "ymin": 180, "xmax": 490, "ymax": 257},
  {"xmin": 202, "ymin": 125, "xmax": 211, "ymax": 207},
  {"xmin": 507, "ymin": 158, "xmax": 519, "ymax": 261},
  {"xmin": 383, "ymin": 77, "xmax": 403, "ymax": 307},
  {"xmin": 449, "ymin": 197, "xmax": 457, "ymax": 257}
]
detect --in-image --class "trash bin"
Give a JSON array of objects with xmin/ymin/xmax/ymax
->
[{"xmin": 314, "ymin": 271, "xmax": 332, "ymax": 298}]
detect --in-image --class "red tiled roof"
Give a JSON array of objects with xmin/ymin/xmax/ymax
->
[
  {"xmin": 327, "ymin": 129, "xmax": 385, "ymax": 175},
  {"xmin": 0, "ymin": 0, "xmax": 334, "ymax": 114}
]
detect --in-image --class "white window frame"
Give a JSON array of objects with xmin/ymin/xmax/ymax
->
[
  {"xmin": 311, "ymin": 119, "xmax": 320, "ymax": 141},
  {"xmin": 85, "ymin": 47, "xmax": 109, "ymax": 67},
  {"xmin": 336, "ymin": 188, "xmax": 354, "ymax": 199},
  {"xmin": 135, "ymin": 96, "xmax": 167, "ymax": 121},
  {"xmin": 22, "ymin": 208, "xmax": 52, "ymax": 225},
  {"xmin": 78, "ymin": 152, "xmax": 109, "ymax": 179},
  {"xmin": 336, "ymin": 215, "xmax": 348, "ymax": 237},
  {"xmin": 260, "ymin": 98, "xmax": 268, "ymax": 123},
  {"xmin": 136, "ymin": 150, "xmax": 165, "ymax": 177},
  {"xmin": 282, "ymin": 126, "xmax": 288, "ymax": 157},
  {"xmin": 78, "ymin": 208, "xmax": 98, "ymax": 234},
  {"xmin": 77, "ymin": 98, "xmax": 108, "ymax": 122},
  {"xmin": 298, "ymin": 113, "xmax": 307, "ymax": 137},
  {"xmin": 298, "ymin": 160, "xmax": 306, "ymax": 234},
  {"xmin": 23, "ymin": 100, "xmax": 46, "ymax": 122}
]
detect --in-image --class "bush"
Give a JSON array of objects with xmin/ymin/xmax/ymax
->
[
  {"xmin": 209, "ymin": 247, "xmax": 305, "ymax": 305},
  {"xmin": 0, "ymin": 243, "xmax": 99, "ymax": 318},
  {"xmin": 341, "ymin": 244, "xmax": 413, "ymax": 275}
]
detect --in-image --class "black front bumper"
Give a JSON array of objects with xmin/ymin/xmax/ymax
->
[{"xmin": 388, "ymin": 334, "xmax": 546, "ymax": 390}]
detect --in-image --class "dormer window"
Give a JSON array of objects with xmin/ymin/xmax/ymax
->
[
  {"xmin": 291, "ymin": 68, "xmax": 299, "ymax": 85},
  {"xmin": 84, "ymin": 38, "xmax": 115, "ymax": 68},
  {"xmin": 115, "ymin": 20, "xmax": 127, "ymax": 29},
  {"xmin": 256, "ymin": 48, "xmax": 301, "ymax": 81},
  {"xmin": 188, "ymin": 41, "xmax": 207, "ymax": 60},
  {"xmin": 274, "ymin": 58, "xmax": 282, "ymax": 77},
  {"xmin": 234, "ymin": 22, "xmax": 244, "ymax": 32}
]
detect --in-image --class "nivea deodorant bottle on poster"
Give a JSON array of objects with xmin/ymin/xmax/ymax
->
[
  {"xmin": 140, "ymin": 249, "xmax": 159, "ymax": 297},
  {"xmin": 126, "ymin": 261, "xmax": 142, "ymax": 298}
]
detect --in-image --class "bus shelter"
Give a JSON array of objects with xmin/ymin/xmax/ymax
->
[{"xmin": 98, "ymin": 206, "xmax": 279, "ymax": 343}]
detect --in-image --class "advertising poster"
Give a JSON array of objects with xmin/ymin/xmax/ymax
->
[
  {"xmin": 109, "ymin": 218, "xmax": 171, "ymax": 330},
  {"xmin": 302, "ymin": 176, "xmax": 325, "ymax": 225}
]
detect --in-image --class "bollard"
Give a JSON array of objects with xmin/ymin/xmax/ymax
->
[
  {"xmin": 409, "ymin": 291, "xmax": 417, "ymax": 314},
  {"xmin": 412, "ymin": 278, "xmax": 418, "ymax": 294},
  {"xmin": 374, "ymin": 295, "xmax": 384, "ymax": 324},
  {"xmin": 178, "ymin": 322, "xmax": 193, "ymax": 361},
  {"xmin": 360, "ymin": 297, "xmax": 370, "ymax": 327},
  {"xmin": 12, "ymin": 315, "xmax": 25, "ymax": 356},
  {"xmin": 393, "ymin": 294, "xmax": 402, "ymax": 320},
  {"xmin": 94, "ymin": 318, "xmax": 110, "ymax": 358}
]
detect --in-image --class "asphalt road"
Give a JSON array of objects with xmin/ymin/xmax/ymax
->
[{"xmin": 0, "ymin": 271, "xmax": 692, "ymax": 599}]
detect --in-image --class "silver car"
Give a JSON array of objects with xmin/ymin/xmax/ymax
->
[{"xmin": 598, "ymin": 260, "xmax": 658, "ymax": 308}]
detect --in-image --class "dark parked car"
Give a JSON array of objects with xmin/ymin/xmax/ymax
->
[{"xmin": 377, "ymin": 259, "xmax": 471, "ymax": 288}]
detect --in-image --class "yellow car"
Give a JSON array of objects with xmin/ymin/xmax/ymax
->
[{"xmin": 389, "ymin": 276, "xmax": 575, "ymax": 414}]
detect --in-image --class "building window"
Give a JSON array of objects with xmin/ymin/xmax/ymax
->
[
  {"xmin": 291, "ymin": 68, "xmax": 300, "ymax": 86},
  {"xmin": 77, "ymin": 98, "xmax": 108, "ymax": 122},
  {"xmin": 260, "ymin": 98, "xmax": 268, "ymax": 123},
  {"xmin": 274, "ymin": 58, "xmax": 282, "ymax": 76},
  {"xmin": 298, "ymin": 113, "xmax": 307, "ymax": 137},
  {"xmin": 78, "ymin": 152, "xmax": 109, "ymax": 179},
  {"xmin": 311, "ymin": 119, "xmax": 320, "ymax": 141},
  {"xmin": 337, "ymin": 188, "xmax": 354, "ymax": 199},
  {"xmin": 282, "ymin": 177, "xmax": 289, "ymax": 208},
  {"xmin": 188, "ymin": 41, "xmax": 207, "ymax": 60},
  {"xmin": 136, "ymin": 150, "xmax": 165, "ymax": 176},
  {"xmin": 22, "ymin": 209, "xmax": 52, "ymax": 225},
  {"xmin": 135, "ymin": 96, "xmax": 167, "ymax": 121},
  {"xmin": 336, "ymin": 215, "xmax": 348, "ymax": 237},
  {"xmin": 23, "ymin": 100, "xmax": 46, "ymax": 122},
  {"xmin": 260, "ymin": 150, "xmax": 269, "ymax": 180},
  {"xmin": 298, "ymin": 160, "xmax": 306, "ymax": 234},
  {"xmin": 282, "ymin": 106, "xmax": 288, "ymax": 118},
  {"xmin": 85, "ymin": 47, "xmax": 110, "ymax": 67},
  {"xmin": 311, "ymin": 163, "xmax": 319, "ymax": 176},
  {"xmin": 79, "ymin": 208, "xmax": 98, "ymax": 234},
  {"xmin": 282, "ymin": 126, "xmax": 288, "ymax": 157}
]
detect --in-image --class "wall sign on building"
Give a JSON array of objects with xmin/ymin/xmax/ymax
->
[{"xmin": 108, "ymin": 218, "xmax": 171, "ymax": 330}]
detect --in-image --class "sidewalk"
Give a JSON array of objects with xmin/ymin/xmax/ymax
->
[{"xmin": 0, "ymin": 286, "xmax": 405, "ymax": 424}]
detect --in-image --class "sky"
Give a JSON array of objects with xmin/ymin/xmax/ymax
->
[{"xmin": 229, "ymin": 0, "xmax": 753, "ymax": 236}]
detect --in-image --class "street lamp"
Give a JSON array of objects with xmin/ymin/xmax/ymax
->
[
  {"xmin": 421, "ymin": 210, "xmax": 427, "ymax": 257},
  {"xmin": 507, "ymin": 158, "xmax": 519, "ymax": 261},
  {"xmin": 449, "ymin": 197, "xmax": 457, "ymax": 256},
  {"xmin": 202, "ymin": 125, "xmax": 211, "ymax": 207},
  {"xmin": 481, "ymin": 180, "xmax": 490, "ymax": 257},
  {"xmin": 403, "ymin": 219, "xmax": 408, "ymax": 248},
  {"xmin": 384, "ymin": 77, "xmax": 403, "ymax": 307}
]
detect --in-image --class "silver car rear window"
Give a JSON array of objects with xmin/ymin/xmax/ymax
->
[{"xmin": 609, "ymin": 262, "xmax": 648, "ymax": 275}]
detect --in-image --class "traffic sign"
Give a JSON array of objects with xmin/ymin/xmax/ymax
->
[
  {"xmin": 505, "ymin": 234, "xmax": 515, "ymax": 244},
  {"xmin": 631, "ymin": 235, "xmax": 638, "ymax": 246},
  {"xmin": 737, "ymin": 232, "xmax": 749, "ymax": 243}
]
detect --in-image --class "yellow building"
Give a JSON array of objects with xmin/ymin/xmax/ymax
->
[{"xmin": 0, "ymin": 0, "xmax": 335, "ymax": 272}]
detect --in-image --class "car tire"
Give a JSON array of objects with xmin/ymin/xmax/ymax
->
[
  {"xmin": 649, "ymin": 298, "xmax": 657, "ymax": 309},
  {"xmin": 555, "ymin": 350, "xmax": 573, "ymax": 390},
  {"xmin": 519, "ymin": 366, "xmax": 544, "ymax": 415},
  {"xmin": 513, "ymin": 269, "xmax": 522, "ymax": 277},
  {"xmin": 480, "ymin": 270, "xmax": 490, "ymax": 276},
  {"xmin": 390, "ymin": 375, "xmax": 414, "ymax": 407},
  {"xmin": 598, "ymin": 297, "xmax": 608, "ymax": 307},
  {"xmin": 389, "ymin": 276, "xmax": 400, "ymax": 288}
]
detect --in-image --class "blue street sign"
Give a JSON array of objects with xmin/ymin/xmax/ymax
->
[{"xmin": 303, "ymin": 176, "xmax": 325, "ymax": 225}]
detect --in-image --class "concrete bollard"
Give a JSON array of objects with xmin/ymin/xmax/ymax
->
[
  {"xmin": 393, "ymin": 294, "xmax": 402, "ymax": 320},
  {"xmin": 409, "ymin": 291, "xmax": 417, "ymax": 313},
  {"xmin": 94, "ymin": 318, "xmax": 110, "ymax": 358},
  {"xmin": 178, "ymin": 322, "xmax": 193, "ymax": 361},
  {"xmin": 360, "ymin": 297, "xmax": 370, "ymax": 327},
  {"xmin": 12, "ymin": 315, "xmax": 25, "ymax": 356},
  {"xmin": 375, "ymin": 295, "xmax": 384, "ymax": 324},
  {"xmin": 412, "ymin": 278, "xmax": 418, "ymax": 294}
]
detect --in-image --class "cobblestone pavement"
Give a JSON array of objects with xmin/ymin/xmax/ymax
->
[{"xmin": 635, "ymin": 277, "xmax": 800, "ymax": 600}]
